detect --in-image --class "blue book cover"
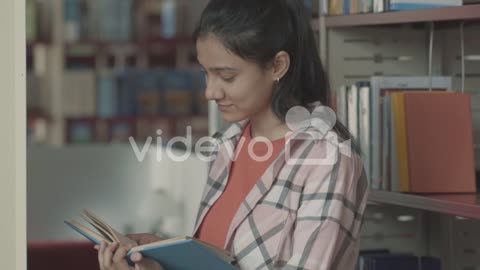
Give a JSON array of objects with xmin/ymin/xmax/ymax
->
[
  {"xmin": 389, "ymin": 1, "xmax": 461, "ymax": 11},
  {"xmin": 344, "ymin": 0, "xmax": 351, "ymax": 14},
  {"xmin": 97, "ymin": 74, "xmax": 118, "ymax": 118},
  {"xmin": 126, "ymin": 237, "xmax": 238, "ymax": 269},
  {"xmin": 117, "ymin": 71, "xmax": 137, "ymax": 116},
  {"xmin": 65, "ymin": 211, "xmax": 238, "ymax": 270},
  {"xmin": 117, "ymin": 70, "xmax": 162, "ymax": 116},
  {"xmin": 66, "ymin": 222, "xmax": 237, "ymax": 269}
]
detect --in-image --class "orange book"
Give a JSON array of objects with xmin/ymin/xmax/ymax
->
[
  {"xmin": 391, "ymin": 93, "xmax": 410, "ymax": 192},
  {"xmin": 404, "ymin": 92, "xmax": 476, "ymax": 193}
]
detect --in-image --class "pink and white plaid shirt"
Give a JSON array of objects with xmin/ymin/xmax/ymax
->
[{"xmin": 192, "ymin": 114, "xmax": 369, "ymax": 270}]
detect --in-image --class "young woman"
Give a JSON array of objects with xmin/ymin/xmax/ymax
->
[{"xmin": 96, "ymin": 0, "xmax": 368, "ymax": 269}]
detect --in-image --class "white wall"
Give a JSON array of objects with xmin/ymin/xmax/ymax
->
[
  {"xmin": 0, "ymin": 0, "xmax": 26, "ymax": 269},
  {"xmin": 27, "ymin": 144, "xmax": 208, "ymax": 240}
]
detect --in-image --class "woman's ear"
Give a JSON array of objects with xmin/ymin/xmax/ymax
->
[{"xmin": 271, "ymin": 51, "xmax": 290, "ymax": 82}]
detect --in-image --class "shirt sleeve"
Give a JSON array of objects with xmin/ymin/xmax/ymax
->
[{"xmin": 281, "ymin": 151, "xmax": 369, "ymax": 270}]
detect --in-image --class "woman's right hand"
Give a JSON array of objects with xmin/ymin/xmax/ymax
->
[
  {"xmin": 94, "ymin": 233, "xmax": 165, "ymax": 270},
  {"xmin": 95, "ymin": 240, "xmax": 165, "ymax": 270}
]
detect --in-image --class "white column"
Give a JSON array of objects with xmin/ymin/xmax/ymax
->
[{"xmin": 0, "ymin": 0, "xmax": 27, "ymax": 269}]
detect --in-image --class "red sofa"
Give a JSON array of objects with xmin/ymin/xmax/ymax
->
[{"xmin": 28, "ymin": 241, "xmax": 100, "ymax": 270}]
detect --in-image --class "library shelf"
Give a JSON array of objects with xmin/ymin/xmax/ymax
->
[
  {"xmin": 324, "ymin": 4, "xmax": 480, "ymax": 28},
  {"xmin": 368, "ymin": 190, "xmax": 480, "ymax": 220},
  {"xmin": 64, "ymin": 37, "xmax": 193, "ymax": 51}
]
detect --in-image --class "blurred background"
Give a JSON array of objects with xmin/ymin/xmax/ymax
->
[
  {"xmin": 25, "ymin": 0, "xmax": 320, "ymax": 243},
  {"xmin": 25, "ymin": 1, "xmax": 480, "ymax": 270},
  {"xmin": 26, "ymin": 0, "xmax": 215, "ymax": 242}
]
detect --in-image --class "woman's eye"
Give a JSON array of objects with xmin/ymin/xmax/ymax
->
[{"xmin": 222, "ymin": 76, "xmax": 235, "ymax": 82}]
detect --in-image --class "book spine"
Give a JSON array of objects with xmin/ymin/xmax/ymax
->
[
  {"xmin": 391, "ymin": 93, "xmax": 410, "ymax": 192},
  {"xmin": 381, "ymin": 95, "xmax": 391, "ymax": 190},
  {"xmin": 337, "ymin": 86, "xmax": 348, "ymax": 127},
  {"xmin": 343, "ymin": 0, "xmax": 351, "ymax": 14},
  {"xmin": 390, "ymin": 96, "xmax": 400, "ymax": 192},
  {"xmin": 359, "ymin": 86, "xmax": 371, "ymax": 182},
  {"xmin": 329, "ymin": 0, "xmax": 344, "ymax": 15},
  {"xmin": 347, "ymin": 85, "xmax": 359, "ymax": 141}
]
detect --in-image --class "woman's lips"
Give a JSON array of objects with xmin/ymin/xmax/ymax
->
[{"xmin": 218, "ymin": 104, "xmax": 233, "ymax": 112}]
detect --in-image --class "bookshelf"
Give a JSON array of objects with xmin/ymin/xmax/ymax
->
[
  {"xmin": 369, "ymin": 190, "xmax": 480, "ymax": 220},
  {"xmin": 325, "ymin": 4, "xmax": 480, "ymax": 28},
  {"xmin": 319, "ymin": 5, "xmax": 480, "ymax": 219},
  {"xmin": 318, "ymin": 2, "xmax": 480, "ymax": 268},
  {"xmin": 26, "ymin": 0, "xmax": 206, "ymax": 146}
]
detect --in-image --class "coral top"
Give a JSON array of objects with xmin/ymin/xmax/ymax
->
[{"xmin": 196, "ymin": 123, "xmax": 286, "ymax": 249}]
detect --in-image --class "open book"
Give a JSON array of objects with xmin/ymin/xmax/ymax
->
[{"xmin": 65, "ymin": 209, "xmax": 237, "ymax": 269}]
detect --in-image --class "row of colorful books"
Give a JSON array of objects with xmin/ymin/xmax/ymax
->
[
  {"xmin": 27, "ymin": 0, "xmax": 191, "ymax": 43},
  {"xmin": 58, "ymin": 68, "xmax": 208, "ymax": 119},
  {"xmin": 357, "ymin": 250, "xmax": 441, "ymax": 270},
  {"xmin": 63, "ymin": 0, "xmax": 190, "ymax": 42},
  {"xmin": 323, "ymin": 0, "xmax": 462, "ymax": 15},
  {"xmin": 64, "ymin": 0, "xmax": 135, "ymax": 42},
  {"xmin": 336, "ymin": 76, "xmax": 479, "ymax": 193}
]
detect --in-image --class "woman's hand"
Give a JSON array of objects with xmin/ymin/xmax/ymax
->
[
  {"xmin": 126, "ymin": 233, "xmax": 163, "ymax": 245},
  {"xmin": 95, "ymin": 240, "xmax": 164, "ymax": 270}
]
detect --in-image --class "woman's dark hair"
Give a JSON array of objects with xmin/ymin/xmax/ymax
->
[{"xmin": 193, "ymin": 0, "xmax": 360, "ymax": 153}]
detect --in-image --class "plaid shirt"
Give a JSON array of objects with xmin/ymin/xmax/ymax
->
[{"xmin": 192, "ymin": 114, "xmax": 369, "ymax": 270}]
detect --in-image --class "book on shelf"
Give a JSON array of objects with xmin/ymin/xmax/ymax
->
[
  {"xmin": 472, "ymin": 93, "xmax": 480, "ymax": 171},
  {"xmin": 324, "ymin": 0, "xmax": 464, "ymax": 14},
  {"xmin": 65, "ymin": 209, "xmax": 237, "ymax": 269},
  {"xmin": 357, "ymin": 253, "xmax": 441, "ymax": 270},
  {"xmin": 358, "ymin": 83, "xmax": 372, "ymax": 181},
  {"xmin": 97, "ymin": 72, "xmax": 119, "ymax": 118},
  {"xmin": 336, "ymin": 77, "xmax": 472, "ymax": 191},
  {"xmin": 390, "ymin": 92, "xmax": 411, "ymax": 192},
  {"xmin": 402, "ymin": 91, "xmax": 476, "ymax": 193},
  {"xmin": 388, "ymin": 0, "xmax": 462, "ymax": 11},
  {"xmin": 381, "ymin": 95, "xmax": 392, "ymax": 191},
  {"xmin": 336, "ymin": 85, "xmax": 349, "ymax": 127},
  {"xmin": 347, "ymin": 84, "xmax": 360, "ymax": 141},
  {"xmin": 368, "ymin": 76, "xmax": 452, "ymax": 190},
  {"xmin": 380, "ymin": 91, "xmax": 476, "ymax": 193},
  {"xmin": 63, "ymin": 70, "xmax": 96, "ymax": 117}
]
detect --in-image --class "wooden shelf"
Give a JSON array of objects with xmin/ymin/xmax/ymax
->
[
  {"xmin": 369, "ymin": 190, "xmax": 480, "ymax": 220},
  {"xmin": 325, "ymin": 5, "xmax": 480, "ymax": 28}
]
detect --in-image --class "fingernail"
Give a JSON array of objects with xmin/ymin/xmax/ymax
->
[
  {"xmin": 94, "ymin": 245, "xmax": 99, "ymax": 250},
  {"xmin": 131, "ymin": 252, "xmax": 141, "ymax": 261}
]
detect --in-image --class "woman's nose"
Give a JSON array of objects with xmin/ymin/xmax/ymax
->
[{"xmin": 204, "ymin": 80, "xmax": 224, "ymax": 101}]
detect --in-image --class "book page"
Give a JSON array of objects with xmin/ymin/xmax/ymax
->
[
  {"xmin": 81, "ymin": 212, "xmax": 116, "ymax": 242},
  {"xmin": 67, "ymin": 219, "xmax": 111, "ymax": 244},
  {"xmin": 83, "ymin": 209, "xmax": 137, "ymax": 246}
]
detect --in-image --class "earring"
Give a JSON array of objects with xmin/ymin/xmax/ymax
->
[{"xmin": 275, "ymin": 78, "xmax": 280, "ymax": 84}]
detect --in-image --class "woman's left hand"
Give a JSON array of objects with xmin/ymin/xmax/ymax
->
[{"xmin": 95, "ymin": 241, "xmax": 165, "ymax": 270}]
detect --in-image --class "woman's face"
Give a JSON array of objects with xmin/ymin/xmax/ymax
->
[{"xmin": 196, "ymin": 35, "xmax": 275, "ymax": 123}]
